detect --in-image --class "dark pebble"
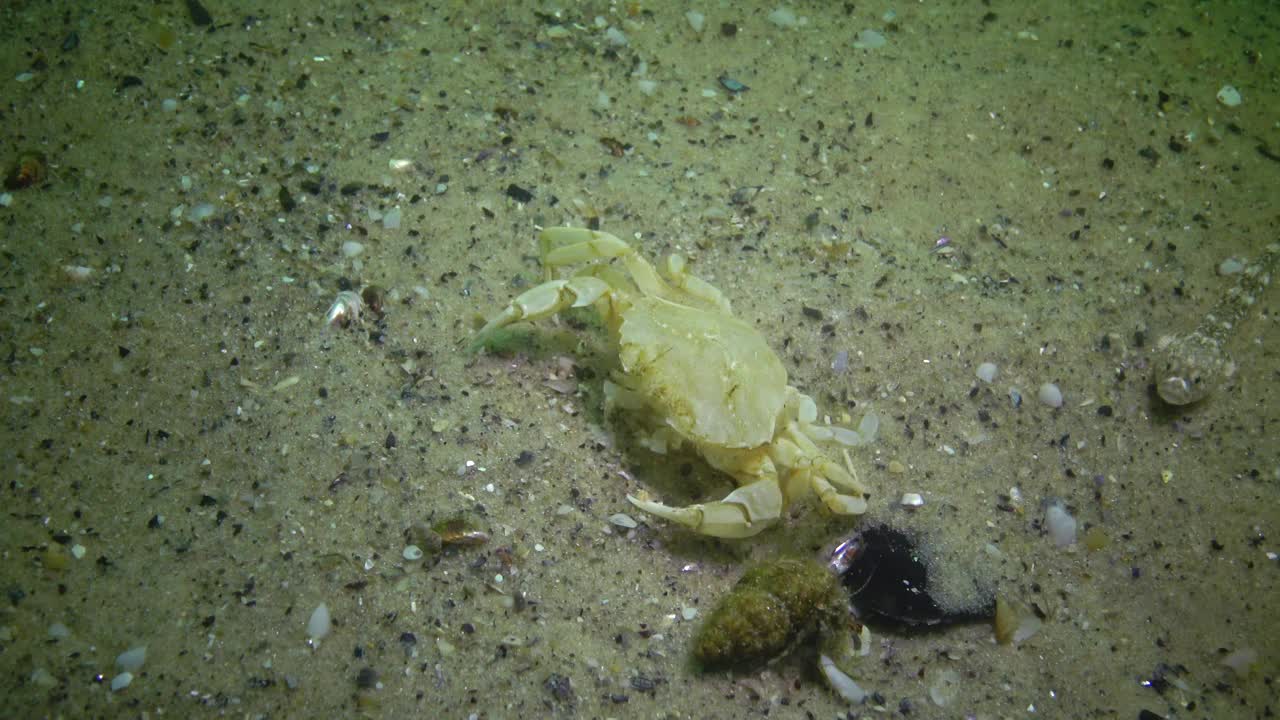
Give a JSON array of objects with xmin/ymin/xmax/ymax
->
[
  {"xmin": 117, "ymin": 75, "xmax": 143, "ymax": 92},
  {"xmin": 185, "ymin": 0, "xmax": 213, "ymax": 26},
  {"xmin": 610, "ymin": 694, "xmax": 629, "ymax": 703},
  {"xmin": 355, "ymin": 667, "xmax": 378, "ymax": 689},
  {"xmin": 515, "ymin": 450, "xmax": 534, "ymax": 466},
  {"xmin": 1096, "ymin": 405, "xmax": 1113, "ymax": 417},
  {"xmin": 801, "ymin": 306, "xmax": 823, "ymax": 320},
  {"xmin": 61, "ymin": 31, "xmax": 79, "ymax": 52},
  {"xmin": 630, "ymin": 675, "xmax": 656, "ymax": 692},
  {"xmin": 384, "ymin": 432, "xmax": 397, "ymax": 449},
  {"xmin": 505, "ymin": 183, "xmax": 534, "ymax": 203},
  {"xmin": 278, "ymin": 186, "xmax": 297, "ymax": 212},
  {"xmin": 544, "ymin": 673, "xmax": 573, "ymax": 702},
  {"xmin": 199, "ymin": 494, "xmax": 218, "ymax": 506}
]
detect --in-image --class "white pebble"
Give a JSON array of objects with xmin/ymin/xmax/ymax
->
[
  {"xmin": 1038, "ymin": 382, "xmax": 1063, "ymax": 408},
  {"xmin": 767, "ymin": 7, "xmax": 799, "ymax": 28},
  {"xmin": 48, "ymin": 623, "xmax": 70, "ymax": 640},
  {"xmin": 681, "ymin": 606, "xmax": 698, "ymax": 620},
  {"xmin": 604, "ymin": 26, "xmax": 627, "ymax": 46},
  {"xmin": 116, "ymin": 645, "xmax": 147, "ymax": 672},
  {"xmin": 900, "ymin": 492, "xmax": 924, "ymax": 508},
  {"xmin": 852, "ymin": 29, "xmax": 887, "ymax": 49},
  {"xmin": 341, "ymin": 240, "xmax": 364, "ymax": 258},
  {"xmin": 857, "ymin": 412, "xmax": 879, "ymax": 443},
  {"xmin": 1218, "ymin": 257, "xmax": 1244, "ymax": 275},
  {"xmin": 382, "ymin": 207, "xmax": 402, "ymax": 230},
  {"xmin": 685, "ymin": 10, "xmax": 705, "ymax": 33},
  {"xmin": 1045, "ymin": 503, "xmax": 1077, "ymax": 547},
  {"xmin": 161, "ymin": 98, "xmax": 178, "ymax": 112},
  {"xmin": 110, "ymin": 672, "xmax": 133, "ymax": 692},
  {"xmin": 975, "ymin": 362, "xmax": 998, "ymax": 383},
  {"xmin": 187, "ymin": 202, "xmax": 215, "ymax": 222},
  {"xmin": 402, "ymin": 544, "xmax": 424, "ymax": 561},
  {"xmin": 636, "ymin": 79, "xmax": 657, "ymax": 96},
  {"xmin": 608, "ymin": 513, "xmax": 638, "ymax": 529},
  {"xmin": 1216, "ymin": 84, "xmax": 1242, "ymax": 107},
  {"xmin": 306, "ymin": 603, "xmax": 331, "ymax": 641}
]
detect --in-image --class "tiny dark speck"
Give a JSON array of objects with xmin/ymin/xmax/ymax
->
[
  {"xmin": 505, "ymin": 184, "xmax": 534, "ymax": 203},
  {"xmin": 801, "ymin": 306, "xmax": 823, "ymax": 320},
  {"xmin": 117, "ymin": 75, "xmax": 143, "ymax": 91},
  {"xmin": 370, "ymin": 131, "xmax": 390, "ymax": 143},
  {"xmin": 384, "ymin": 432, "xmax": 397, "ymax": 449},
  {"xmin": 118, "ymin": 345, "xmax": 131, "ymax": 358},
  {"xmin": 515, "ymin": 450, "xmax": 535, "ymax": 466},
  {"xmin": 1096, "ymin": 405, "xmax": 1113, "ymax": 417}
]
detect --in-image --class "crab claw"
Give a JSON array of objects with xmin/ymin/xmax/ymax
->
[{"xmin": 626, "ymin": 480, "xmax": 782, "ymax": 539}]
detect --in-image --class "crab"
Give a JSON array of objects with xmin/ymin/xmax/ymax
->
[{"xmin": 471, "ymin": 227, "xmax": 873, "ymax": 538}]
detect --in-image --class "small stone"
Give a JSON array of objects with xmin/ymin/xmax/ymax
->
[
  {"xmin": 110, "ymin": 672, "xmax": 133, "ymax": 692},
  {"xmin": 681, "ymin": 606, "xmax": 698, "ymax": 620},
  {"xmin": 1045, "ymin": 503, "xmax": 1077, "ymax": 547},
  {"xmin": 887, "ymin": 459, "xmax": 906, "ymax": 475},
  {"xmin": 402, "ymin": 545, "xmax": 424, "ymax": 561},
  {"xmin": 1038, "ymin": 383, "xmax": 1063, "ymax": 408},
  {"xmin": 307, "ymin": 603, "xmax": 331, "ymax": 641},
  {"xmin": 608, "ymin": 513, "xmax": 638, "ymax": 529},
  {"xmin": 900, "ymin": 492, "xmax": 925, "ymax": 508},
  {"xmin": 975, "ymin": 362, "xmax": 998, "ymax": 383},
  {"xmin": 1216, "ymin": 84, "xmax": 1242, "ymax": 107},
  {"xmin": 116, "ymin": 645, "xmax": 147, "ymax": 672}
]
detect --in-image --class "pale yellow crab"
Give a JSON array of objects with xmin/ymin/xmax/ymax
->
[{"xmin": 472, "ymin": 227, "xmax": 872, "ymax": 538}]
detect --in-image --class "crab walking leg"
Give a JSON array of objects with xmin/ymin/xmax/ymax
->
[
  {"xmin": 627, "ymin": 475, "xmax": 783, "ymax": 539},
  {"xmin": 772, "ymin": 430, "xmax": 869, "ymax": 515},
  {"xmin": 541, "ymin": 227, "xmax": 636, "ymax": 266},
  {"xmin": 470, "ymin": 276, "xmax": 611, "ymax": 348},
  {"xmin": 662, "ymin": 254, "xmax": 732, "ymax": 314},
  {"xmin": 540, "ymin": 227, "xmax": 681, "ymax": 299}
]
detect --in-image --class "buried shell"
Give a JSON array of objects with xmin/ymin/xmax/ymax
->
[{"xmin": 828, "ymin": 525, "xmax": 995, "ymax": 626}]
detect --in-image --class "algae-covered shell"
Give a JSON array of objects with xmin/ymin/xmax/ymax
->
[{"xmin": 692, "ymin": 557, "xmax": 844, "ymax": 668}]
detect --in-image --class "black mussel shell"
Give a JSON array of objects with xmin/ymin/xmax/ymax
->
[{"xmin": 829, "ymin": 524, "xmax": 994, "ymax": 627}]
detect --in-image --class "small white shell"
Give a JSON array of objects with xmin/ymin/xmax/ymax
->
[{"xmin": 819, "ymin": 654, "xmax": 868, "ymax": 704}]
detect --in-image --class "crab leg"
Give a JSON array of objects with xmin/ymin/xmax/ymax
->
[
  {"xmin": 627, "ymin": 477, "xmax": 783, "ymax": 539},
  {"xmin": 470, "ymin": 276, "xmax": 610, "ymax": 349},
  {"xmin": 662, "ymin": 254, "xmax": 732, "ymax": 313},
  {"xmin": 772, "ymin": 430, "xmax": 869, "ymax": 516}
]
